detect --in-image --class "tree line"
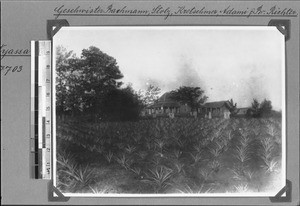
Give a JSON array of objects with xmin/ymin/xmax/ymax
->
[{"xmin": 56, "ymin": 45, "xmax": 277, "ymax": 122}]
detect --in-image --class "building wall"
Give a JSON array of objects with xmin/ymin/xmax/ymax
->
[
  {"xmin": 179, "ymin": 104, "xmax": 191, "ymax": 113},
  {"xmin": 198, "ymin": 105, "xmax": 230, "ymax": 118},
  {"xmin": 144, "ymin": 103, "xmax": 231, "ymax": 118}
]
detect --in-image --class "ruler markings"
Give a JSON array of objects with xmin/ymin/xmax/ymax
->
[{"xmin": 31, "ymin": 40, "xmax": 52, "ymax": 179}]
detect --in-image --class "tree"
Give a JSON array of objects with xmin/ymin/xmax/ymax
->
[
  {"xmin": 260, "ymin": 99, "xmax": 272, "ymax": 117},
  {"xmin": 228, "ymin": 98, "xmax": 240, "ymax": 117},
  {"xmin": 250, "ymin": 99, "xmax": 261, "ymax": 118},
  {"xmin": 55, "ymin": 46, "xmax": 80, "ymax": 118},
  {"xmin": 249, "ymin": 98, "xmax": 273, "ymax": 118},
  {"xmin": 102, "ymin": 85, "xmax": 143, "ymax": 121},
  {"xmin": 169, "ymin": 86, "xmax": 208, "ymax": 112},
  {"xmin": 138, "ymin": 84, "xmax": 161, "ymax": 106},
  {"xmin": 55, "ymin": 46, "xmax": 125, "ymax": 121},
  {"xmin": 79, "ymin": 46, "xmax": 123, "ymax": 119}
]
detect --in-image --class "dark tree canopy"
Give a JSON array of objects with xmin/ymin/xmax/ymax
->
[
  {"xmin": 56, "ymin": 46, "xmax": 131, "ymax": 122},
  {"xmin": 79, "ymin": 46, "xmax": 124, "ymax": 118},
  {"xmin": 249, "ymin": 98, "xmax": 273, "ymax": 118},
  {"xmin": 228, "ymin": 98, "xmax": 240, "ymax": 117},
  {"xmin": 260, "ymin": 99, "xmax": 273, "ymax": 116},
  {"xmin": 169, "ymin": 86, "xmax": 208, "ymax": 111},
  {"xmin": 102, "ymin": 85, "xmax": 143, "ymax": 121},
  {"xmin": 55, "ymin": 46, "xmax": 80, "ymax": 117}
]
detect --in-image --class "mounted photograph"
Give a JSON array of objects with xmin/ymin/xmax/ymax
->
[{"xmin": 52, "ymin": 26, "xmax": 285, "ymax": 197}]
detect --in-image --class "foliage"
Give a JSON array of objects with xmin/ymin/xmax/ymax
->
[
  {"xmin": 101, "ymin": 85, "xmax": 143, "ymax": 121},
  {"xmin": 260, "ymin": 99, "xmax": 273, "ymax": 117},
  {"xmin": 138, "ymin": 84, "xmax": 161, "ymax": 106},
  {"xmin": 250, "ymin": 99, "xmax": 261, "ymax": 117},
  {"xmin": 55, "ymin": 46, "xmax": 82, "ymax": 117},
  {"xmin": 57, "ymin": 116, "xmax": 282, "ymax": 194},
  {"xmin": 249, "ymin": 98, "xmax": 273, "ymax": 118},
  {"xmin": 142, "ymin": 166, "xmax": 174, "ymax": 193},
  {"xmin": 169, "ymin": 86, "xmax": 208, "ymax": 111},
  {"xmin": 228, "ymin": 99, "xmax": 240, "ymax": 117},
  {"xmin": 57, "ymin": 151, "xmax": 96, "ymax": 192},
  {"xmin": 56, "ymin": 46, "xmax": 125, "ymax": 121}
]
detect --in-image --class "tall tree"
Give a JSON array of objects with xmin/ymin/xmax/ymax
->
[
  {"xmin": 228, "ymin": 98, "xmax": 240, "ymax": 117},
  {"xmin": 55, "ymin": 46, "xmax": 79, "ymax": 118},
  {"xmin": 169, "ymin": 86, "xmax": 207, "ymax": 111},
  {"xmin": 251, "ymin": 98, "xmax": 261, "ymax": 118},
  {"xmin": 79, "ymin": 46, "xmax": 124, "ymax": 120},
  {"xmin": 138, "ymin": 84, "xmax": 161, "ymax": 106},
  {"xmin": 250, "ymin": 98, "xmax": 273, "ymax": 118},
  {"xmin": 102, "ymin": 85, "xmax": 143, "ymax": 121},
  {"xmin": 260, "ymin": 99, "xmax": 272, "ymax": 117},
  {"xmin": 55, "ymin": 46, "xmax": 124, "ymax": 121}
]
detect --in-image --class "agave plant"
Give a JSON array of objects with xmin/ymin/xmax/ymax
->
[
  {"xmin": 209, "ymin": 144, "xmax": 223, "ymax": 158},
  {"xmin": 57, "ymin": 150, "xmax": 76, "ymax": 167},
  {"xmin": 104, "ymin": 150, "xmax": 114, "ymax": 164},
  {"xmin": 132, "ymin": 135, "xmax": 142, "ymax": 144},
  {"xmin": 266, "ymin": 123, "xmax": 280, "ymax": 137},
  {"xmin": 261, "ymin": 158, "xmax": 279, "ymax": 173},
  {"xmin": 173, "ymin": 161, "xmax": 185, "ymax": 174},
  {"xmin": 229, "ymin": 165, "xmax": 245, "ymax": 181},
  {"xmin": 260, "ymin": 137, "xmax": 275, "ymax": 163},
  {"xmin": 209, "ymin": 159, "xmax": 222, "ymax": 173},
  {"xmin": 244, "ymin": 170, "xmax": 255, "ymax": 181},
  {"xmin": 233, "ymin": 145, "xmax": 251, "ymax": 163},
  {"xmin": 199, "ymin": 168, "xmax": 212, "ymax": 181},
  {"xmin": 60, "ymin": 164, "xmax": 96, "ymax": 191},
  {"xmin": 87, "ymin": 144, "xmax": 96, "ymax": 152},
  {"xmin": 172, "ymin": 149, "xmax": 182, "ymax": 159},
  {"xmin": 115, "ymin": 153, "xmax": 131, "ymax": 170},
  {"xmin": 150, "ymin": 155, "xmax": 162, "ymax": 166},
  {"xmin": 97, "ymin": 138, "xmax": 106, "ymax": 146},
  {"xmin": 234, "ymin": 183, "xmax": 249, "ymax": 193},
  {"xmin": 95, "ymin": 145, "xmax": 104, "ymax": 154},
  {"xmin": 136, "ymin": 150, "xmax": 148, "ymax": 160},
  {"xmin": 124, "ymin": 144, "xmax": 136, "ymax": 154},
  {"xmin": 193, "ymin": 143, "xmax": 202, "ymax": 153},
  {"xmin": 145, "ymin": 141, "xmax": 152, "ymax": 151},
  {"xmin": 88, "ymin": 185, "xmax": 113, "ymax": 194},
  {"xmin": 175, "ymin": 138, "xmax": 187, "ymax": 148},
  {"xmin": 190, "ymin": 152, "xmax": 202, "ymax": 165},
  {"xmin": 142, "ymin": 165, "xmax": 174, "ymax": 193},
  {"xmin": 154, "ymin": 139, "xmax": 166, "ymax": 153},
  {"xmin": 116, "ymin": 142, "xmax": 125, "ymax": 150},
  {"xmin": 175, "ymin": 183, "xmax": 213, "ymax": 194},
  {"xmin": 130, "ymin": 166, "xmax": 142, "ymax": 176}
]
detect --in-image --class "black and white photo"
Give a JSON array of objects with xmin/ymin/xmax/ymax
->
[{"xmin": 53, "ymin": 26, "xmax": 285, "ymax": 196}]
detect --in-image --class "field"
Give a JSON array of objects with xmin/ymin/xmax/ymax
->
[{"xmin": 56, "ymin": 117, "xmax": 282, "ymax": 194}]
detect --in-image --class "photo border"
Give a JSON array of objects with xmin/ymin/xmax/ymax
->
[{"xmin": 50, "ymin": 22, "xmax": 287, "ymax": 199}]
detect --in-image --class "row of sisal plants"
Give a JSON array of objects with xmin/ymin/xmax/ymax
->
[{"xmin": 56, "ymin": 117, "xmax": 282, "ymax": 193}]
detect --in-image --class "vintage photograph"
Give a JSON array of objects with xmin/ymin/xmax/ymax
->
[{"xmin": 53, "ymin": 26, "xmax": 285, "ymax": 196}]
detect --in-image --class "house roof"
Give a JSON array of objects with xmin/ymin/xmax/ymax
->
[
  {"xmin": 203, "ymin": 100, "xmax": 232, "ymax": 109},
  {"xmin": 148, "ymin": 92, "xmax": 181, "ymax": 108},
  {"xmin": 236, "ymin": 107, "xmax": 251, "ymax": 114},
  {"xmin": 237, "ymin": 107, "xmax": 251, "ymax": 111},
  {"xmin": 148, "ymin": 92, "xmax": 234, "ymax": 110}
]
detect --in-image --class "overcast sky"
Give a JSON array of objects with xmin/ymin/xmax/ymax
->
[{"xmin": 54, "ymin": 27, "xmax": 284, "ymax": 110}]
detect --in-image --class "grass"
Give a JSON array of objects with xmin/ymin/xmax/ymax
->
[{"xmin": 56, "ymin": 116, "xmax": 282, "ymax": 194}]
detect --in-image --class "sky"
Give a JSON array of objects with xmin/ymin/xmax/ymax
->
[{"xmin": 53, "ymin": 26, "xmax": 285, "ymax": 110}]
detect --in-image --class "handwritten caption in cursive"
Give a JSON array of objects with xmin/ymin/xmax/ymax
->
[
  {"xmin": 53, "ymin": 4, "xmax": 298, "ymax": 20},
  {"xmin": 1, "ymin": 44, "xmax": 29, "ymax": 76}
]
